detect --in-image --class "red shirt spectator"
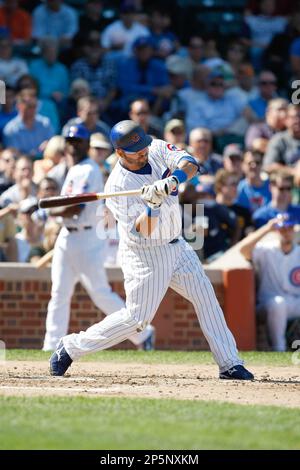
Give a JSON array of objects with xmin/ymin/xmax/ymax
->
[{"xmin": 0, "ymin": 0, "xmax": 31, "ymax": 44}]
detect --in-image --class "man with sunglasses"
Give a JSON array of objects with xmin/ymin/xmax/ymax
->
[
  {"xmin": 44, "ymin": 123, "xmax": 154, "ymax": 352},
  {"xmin": 253, "ymin": 170, "xmax": 300, "ymax": 228},
  {"xmin": 50, "ymin": 119, "xmax": 254, "ymax": 381},
  {"xmin": 263, "ymin": 104, "xmax": 300, "ymax": 186},
  {"xmin": 240, "ymin": 213, "xmax": 300, "ymax": 351}
]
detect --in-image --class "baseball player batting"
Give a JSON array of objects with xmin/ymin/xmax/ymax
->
[{"xmin": 50, "ymin": 120, "xmax": 254, "ymax": 380}]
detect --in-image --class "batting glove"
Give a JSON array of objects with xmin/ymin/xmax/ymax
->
[
  {"xmin": 152, "ymin": 176, "xmax": 179, "ymax": 197},
  {"xmin": 141, "ymin": 184, "xmax": 165, "ymax": 209}
]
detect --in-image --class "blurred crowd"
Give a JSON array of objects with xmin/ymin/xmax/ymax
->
[{"xmin": 0, "ymin": 0, "xmax": 300, "ymax": 266}]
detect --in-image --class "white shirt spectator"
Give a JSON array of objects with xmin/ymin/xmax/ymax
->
[
  {"xmin": 101, "ymin": 20, "xmax": 149, "ymax": 56},
  {"xmin": 0, "ymin": 56, "xmax": 28, "ymax": 87},
  {"xmin": 245, "ymin": 15, "xmax": 287, "ymax": 48}
]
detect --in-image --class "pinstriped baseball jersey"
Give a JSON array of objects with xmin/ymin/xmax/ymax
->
[{"xmin": 105, "ymin": 139, "xmax": 192, "ymax": 247}]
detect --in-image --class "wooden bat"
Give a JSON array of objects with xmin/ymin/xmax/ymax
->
[{"xmin": 39, "ymin": 189, "xmax": 142, "ymax": 209}]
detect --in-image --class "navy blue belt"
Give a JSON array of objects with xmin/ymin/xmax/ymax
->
[
  {"xmin": 66, "ymin": 226, "xmax": 92, "ymax": 232},
  {"xmin": 169, "ymin": 238, "xmax": 179, "ymax": 244}
]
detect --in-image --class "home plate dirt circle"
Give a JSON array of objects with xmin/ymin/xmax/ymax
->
[{"xmin": 0, "ymin": 361, "xmax": 300, "ymax": 408}]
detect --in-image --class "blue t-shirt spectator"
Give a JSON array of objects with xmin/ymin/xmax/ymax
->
[
  {"xmin": 116, "ymin": 56, "xmax": 169, "ymax": 111},
  {"xmin": 32, "ymin": 3, "xmax": 78, "ymax": 41},
  {"xmin": 253, "ymin": 202, "xmax": 300, "ymax": 228},
  {"xmin": 290, "ymin": 37, "xmax": 300, "ymax": 57},
  {"xmin": 236, "ymin": 178, "xmax": 271, "ymax": 213},
  {"xmin": 30, "ymin": 58, "xmax": 69, "ymax": 101},
  {"xmin": 3, "ymin": 114, "xmax": 54, "ymax": 157}
]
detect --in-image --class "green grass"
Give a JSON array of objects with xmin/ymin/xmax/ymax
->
[
  {"xmin": 5, "ymin": 349, "xmax": 295, "ymax": 366},
  {"xmin": 0, "ymin": 396, "xmax": 299, "ymax": 450}
]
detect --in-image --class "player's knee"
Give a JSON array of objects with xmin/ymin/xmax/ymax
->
[
  {"xmin": 121, "ymin": 310, "xmax": 148, "ymax": 332},
  {"xmin": 266, "ymin": 296, "xmax": 287, "ymax": 316}
]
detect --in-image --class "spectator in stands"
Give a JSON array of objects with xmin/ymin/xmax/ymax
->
[
  {"xmin": 15, "ymin": 196, "xmax": 44, "ymax": 262},
  {"xmin": 187, "ymin": 128, "xmax": 223, "ymax": 185},
  {"xmin": 225, "ymin": 38, "xmax": 248, "ymax": 81},
  {"xmin": 215, "ymin": 169, "xmax": 253, "ymax": 239},
  {"xmin": 16, "ymin": 75, "xmax": 61, "ymax": 134},
  {"xmin": 164, "ymin": 119, "xmax": 186, "ymax": 148},
  {"xmin": 0, "ymin": 85, "xmax": 17, "ymax": 139},
  {"xmin": 252, "ymin": 170, "xmax": 300, "ymax": 228},
  {"xmin": 0, "ymin": 204, "xmax": 17, "ymax": 261},
  {"xmin": 33, "ymin": 135, "xmax": 66, "ymax": 184},
  {"xmin": 29, "ymin": 37, "xmax": 69, "ymax": 104},
  {"xmin": 185, "ymin": 36, "xmax": 205, "ymax": 77},
  {"xmin": 31, "ymin": 176, "xmax": 60, "ymax": 229},
  {"xmin": 223, "ymin": 144, "xmax": 244, "ymax": 181},
  {"xmin": 228, "ymin": 63, "xmax": 258, "ymax": 103},
  {"xmin": 239, "ymin": 214, "xmax": 300, "ymax": 351},
  {"xmin": 78, "ymin": 0, "xmax": 108, "ymax": 39},
  {"xmin": 32, "ymin": 0, "xmax": 78, "ymax": 50},
  {"xmin": 189, "ymin": 69, "xmax": 251, "ymax": 138},
  {"xmin": 290, "ymin": 36, "xmax": 300, "ymax": 79},
  {"xmin": 246, "ymin": 97, "xmax": 288, "ymax": 149},
  {"xmin": 116, "ymin": 35, "xmax": 170, "ymax": 116},
  {"xmin": 0, "ymin": 0, "xmax": 31, "ymax": 45},
  {"xmin": 236, "ymin": 150, "xmax": 272, "ymax": 213},
  {"xmin": 171, "ymin": 64, "xmax": 208, "ymax": 129},
  {"xmin": 263, "ymin": 104, "xmax": 300, "ymax": 185},
  {"xmin": 128, "ymin": 98, "xmax": 163, "ymax": 138},
  {"xmin": 249, "ymin": 70, "xmax": 278, "ymax": 120},
  {"xmin": 243, "ymin": 0, "xmax": 287, "ymax": 71},
  {"xmin": 101, "ymin": 4, "xmax": 149, "ymax": 56},
  {"xmin": 0, "ymin": 34, "xmax": 28, "ymax": 87},
  {"xmin": 195, "ymin": 181, "xmax": 239, "ymax": 262},
  {"xmin": 148, "ymin": 6, "xmax": 179, "ymax": 60},
  {"xmin": 62, "ymin": 95, "xmax": 110, "ymax": 138},
  {"xmin": 0, "ymin": 148, "xmax": 18, "ymax": 194},
  {"xmin": 70, "ymin": 36, "xmax": 117, "ymax": 112},
  {"xmin": 0, "ymin": 155, "xmax": 37, "ymax": 206},
  {"xmin": 3, "ymin": 88, "xmax": 54, "ymax": 157},
  {"xmin": 60, "ymin": 78, "xmax": 91, "ymax": 126},
  {"xmin": 88, "ymin": 132, "xmax": 112, "ymax": 181}
]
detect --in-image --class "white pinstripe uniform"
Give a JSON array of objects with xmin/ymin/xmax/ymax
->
[
  {"xmin": 43, "ymin": 157, "xmax": 152, "ymax": 351},
  {"xmin": 253, "ymin": 239, "xmax": 300, "ymax": 351},
  {"xmin": 63, "ymin": 140, "xmax": 243, "ymax": 372}
]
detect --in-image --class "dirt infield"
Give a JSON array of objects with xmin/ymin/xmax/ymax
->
[{"xmin": 0, "ymin": 361, "xmax": 300, "ymax": 408}]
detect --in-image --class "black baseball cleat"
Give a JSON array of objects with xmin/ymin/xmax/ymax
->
[
  {"xmin": 219, "ymin": 365, "xmax": 254, "ymax": 380},
  {"xmin": 50, "ymin": 341, "xmax": 73, "ymax": 376}
]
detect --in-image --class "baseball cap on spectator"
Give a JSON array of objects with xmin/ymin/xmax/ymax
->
[
  {"xmin": 19, "ymin": 197, "xmax": 39, "ymax": 214},
  {"xmin": 164, "ymin": 119, "xmax": 185, "ymax": 134},
  {"xmin": 133, "ymin": 36, "xmax": 154, "ymax": 49},
  {"xmin": 64, "ymin": 124, "xmax": 90, "ymax": 140},
  {"xmin": 90, "ymin": 133, "xmax": 112, "ymax": 150},
  {"xmin": 274, "ymin": 213, "xmax": 298, "ymax": 229},
  {"xmin": 166, "ymin": 55, "xmax": 192, "ymax": 76},
  {"xmin": 208, "ymin": 67, "xmax": 225, "ymax": 80},
  {"xmin": 223, "ymin": 144, "xmax": 243, "ymax": 159}
]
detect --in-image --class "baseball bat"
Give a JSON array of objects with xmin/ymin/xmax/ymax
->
[{"xmin": 38, "ymin": 189, "xmax": 142, "ymax": 208}]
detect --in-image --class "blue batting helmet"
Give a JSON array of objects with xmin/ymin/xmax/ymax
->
[
  {"xmin": 64, "ymin": 124, "xmax": 90, "ymax": 140},
  {"xmin": 110, "ymin": 120, "xmax": 152, "ymax": 153}
]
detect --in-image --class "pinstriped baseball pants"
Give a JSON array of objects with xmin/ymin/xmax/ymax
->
[{"xmin": 63, "ymin": 238, "xmax": 243, "ymax": 372}]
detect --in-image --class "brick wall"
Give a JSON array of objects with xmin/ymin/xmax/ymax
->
[{"xmin": 0, "ymin": 263, "xmax": 258, "ymax": 350}]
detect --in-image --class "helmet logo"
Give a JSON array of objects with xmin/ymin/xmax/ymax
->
[{"xmin": 129, "ymin": 133, "xmax": 140, "ymax": 144}]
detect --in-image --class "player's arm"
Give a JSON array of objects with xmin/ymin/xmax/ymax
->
[{"xmin": 239, "ymin": 218, "xmax": 279, "ymax": 261}]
